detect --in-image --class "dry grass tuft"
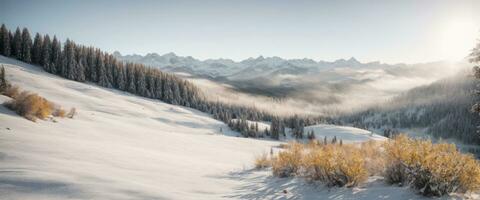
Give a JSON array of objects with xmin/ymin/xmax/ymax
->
[{"xmin": 254, "ymin": 153, "xmax": 271, "ymax": 169}]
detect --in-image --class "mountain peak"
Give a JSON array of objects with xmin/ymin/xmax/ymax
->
[
  {"xmin": 256, "ymin": 55, "xmax": 265, "ymax": 61},
  {"xmin": 348, "ymin": 57, "xmax": 359, "ymax": 63},
  {"xmin": 333, "ymin": 57, "xmax": 362, "ymax": 66},
  {"xmin": 112, "ymin": 51, "xmax": 122, "ymax": 57},
  {"xmin": 145, "ymin": 52, "xmax": 160, "ymax": 57},
  {"xmin": 163, "ymin": 52, "xmax": 177, "ymax": 57}
]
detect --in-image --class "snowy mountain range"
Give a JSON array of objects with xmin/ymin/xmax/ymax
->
[
  {"xmin": 114, "ymin": 52, "xmax": 469, "ymax": 105},
  {"xmin": 113, "ymin": 51, "xmax": 387, "ymax": 79}
]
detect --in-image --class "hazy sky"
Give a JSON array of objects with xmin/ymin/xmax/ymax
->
[{"xmin": 1, "ymin": 0, "xmax": 479, "ymax": 63}]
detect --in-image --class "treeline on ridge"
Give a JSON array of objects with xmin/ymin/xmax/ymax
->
[{"xmin": 0, "ymin": 24, "xmax": 325, "ymax": 139}]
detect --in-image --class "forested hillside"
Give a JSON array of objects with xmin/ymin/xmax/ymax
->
[
  {"xmin": 339, "ymin": 71, "xmax": 479, "ymax": 144},
  {"xmin": 0, "ymin": 24, "xmax": 324, "ymax": 140}
]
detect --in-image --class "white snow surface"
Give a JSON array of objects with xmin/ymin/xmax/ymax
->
[
  {"xmin": 304, "ymin": 124, "xmax": 387, "ymax": 143},
  {"xmin": 0, "ymin": 56, "xmax": 467, "ymax": 199}
]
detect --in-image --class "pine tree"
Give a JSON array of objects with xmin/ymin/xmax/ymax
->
[
  {"xmin": 115, "ymin": 63, "xmax": 126, "ymax": 90},
  {"xmin": 172, "ymin": 81, "xmax": 180, "ymax": 105},
  {"xmin": 76, "ymin": 58, "xmax": 86, "ymax": 82},
  {"xmin": 51, "ymin": 36, "xmax": 62, "ymax": 74},
  {"xmin": 73, "ymin": 46, "xmax": 86, "ymax": 82},
  {"xmin": 146, "ymin": 70, "xmax": 155, "ymax": 98},
  {"xmin": 12, "ymin": 27, "xmax": 22, "ymax": 59},
  {"xmin": 135, "ymin": 65, "xmax": 147, "ymax": 96},
  {"xmin": 154, "ymin": 73, "xmax": 163, "ymax": 99},
  {"xmin": 32, "ymin": 33, "xmax": 43, "ymax": 64},
  {"xmin": 62, "ymin": 39, "xmax": 76, "ymax": 79},
  {"xmin": 40, "ymin": 35, "xmax": 52, "ymax": 72},
  {"xmin": 126, "ymin": 63, "xmax": 136, "ymax": 93},
  {"xmin": 21, "ymin": 28, "xmax": 32, "ymax": 63},
  {"xmin": 470, "ymin": 39, "xmax": 480, "ymax": 138},
  {"xmin": 0, "ymin": 24, "xmax": 11, "ymax": 56},
  {"xmin": 105, "ymin": 54, "xmax": 114, "ymax": 87},
  {"xmin": 86, "ymin": 48, "xmax": 97, "ymax": 82},
  {"xmin": 96, "ymin": 52, "xmax": 109, "ymax": 87}
]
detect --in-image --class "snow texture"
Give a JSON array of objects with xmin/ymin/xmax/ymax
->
[{"xmin": 0, "ymin": 56, "xmax": 465, "ymax": 199}]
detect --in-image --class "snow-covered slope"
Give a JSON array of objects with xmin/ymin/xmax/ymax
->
[
  {"xmin": 0, "ymin": 56, "xmax": 450, "ymax": 199},
  {"xmin": 0, "ymin": 56, "xmax": 280, "ymax": 200},
  {"xmin": 304, "ymin": 124, "xmax": 386, "ymax": 143},
  {"xmin": 227, "ymin": 120, "xmax": 386, "ymax": 143}
]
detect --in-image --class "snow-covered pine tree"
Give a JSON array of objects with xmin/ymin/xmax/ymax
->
[
  {"xmin": 154, "ymin": 73, "xmax": 163, "ymax": 99},
  {"xmin": 51, "ymin": 36, "xmax": 62, "ymax": 74},
  {"xmin": 86, "ymin": 47, "xmax": 97, "ymax": 82},
  {"xmin": 40, "ymin": 35, "xmax": 51, "ymax": 72},
  {"xmin": 105, "ymin": 54, "xmax": 114, "ymax": 87},
  {"xmin": 163, "ymin": 76, "xmax": 173, "ymax": 103},
  {"xmin": 96, "ymin": 51, "xmax": 109, "ymax": 87},
  {"xmin": 126, "ymin": 63, "xmax": 136, "ymax": 94},
  {"xmin": 20, "ymin": 28, "xmax": 32, "ymax": 63},
  {"xmin": 134, "ymin": 65, "xmax": 147, "ymax": 97},
  {"xmin": 470, "ymin": 39, "xmax": 480, "ymax": 137},
  {"xmin": 75, "ymin": 53, "xmax": 86, "ymax": 82},
  {"xmin": 172, "ymin": 80, "xmax": 181, "ymax": 105},
  {"xmin": 11, "ymin": 27, "xmax": 22, "ymax": 59},
  {"xmin": 62, "ymin": 39, "xmax": 76, "ymax": 80},
  {"xmin": 32, "ymin": 33, "xmax": 43, "ymax": 64},
  {"xmin": 0, "ymin": 24, "xmax": 11, "ymax": 57},
  {"xmin": 114, "ymin": 62, "xmax": 126, "ymax": 90},
  {"xmin": 146, "ymin": 69, "xmax": 155, "ymax": 98}
]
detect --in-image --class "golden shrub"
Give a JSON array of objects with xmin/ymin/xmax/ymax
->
[
  {"xmin": 260, "ymin": 134, "xmax": 480, "ymax": 195},
  {"xmin": 7, "ymin": 91, "xmax": 53, "ymax": 121},
  {"xmin": 272, "ymin": 142, "xmax": 303, "ymax": 177},
  {"xmin": 302, "ymin": 144, "xmax": 368, "ymax": 187},
  {"xmin": 384, "ymin": 134, "xmax": 480, "ymax": 196}
]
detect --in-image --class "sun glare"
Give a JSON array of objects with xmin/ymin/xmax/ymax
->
[{"xmin": 438, "ymin": 17, "xmax": 478, "ymax": 61}]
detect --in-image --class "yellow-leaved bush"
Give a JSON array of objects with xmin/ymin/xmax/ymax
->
[
  {"xmin": 384, "ymin": 134, "xmax": 480, "ymax": 196},
  {"xmin": 262, "ymin": 135, "xmax": 480, "ymax": 196},
  {"xmin": 4, "ymin": 85, "xmax": 69, "ymax": 122},
  {"xmin": 302, "ymin": 143, "xmax": 368, "ymax": 187},
  {"xmin": 271, "ymin": 142, "xmax": 303, "ymax": 177}
]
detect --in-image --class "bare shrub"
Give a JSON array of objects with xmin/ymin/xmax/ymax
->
[
  {"xmin": 3, "ymin": 85, "xmax": 20, "ymax": 98},
  {"xmin": 67, "ymin": 107, "xmax": 76, "ymax": 118},
  {"xmin": 52, "ymin": 107, "xmax": 66, "ymax": 117}
]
